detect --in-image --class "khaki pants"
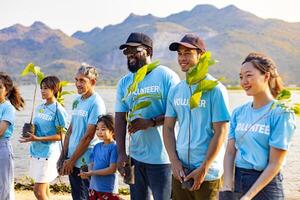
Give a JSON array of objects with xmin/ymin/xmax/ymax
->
[{"xmin": 172, "ymin": 176, "xmax": 221, "ymax": 200}]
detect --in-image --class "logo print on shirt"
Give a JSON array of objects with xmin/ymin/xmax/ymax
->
[
  {"xmin": 72, "ymin": 109, "xmax": 88, "ymax": 117},
  {"xmin": 36, "ymin": 113, "xmax": 53, "ymax": 121},
  {"xmin": 133, "ymin": 86, "xmax": 160, "ymax": 95},
  {"xmin": 174, "ymin": 98, "xmax": 206, "ymax": 108},
  {"xmin": 236, "ymin": 123, "xmax": 270, "ymax": 135}
]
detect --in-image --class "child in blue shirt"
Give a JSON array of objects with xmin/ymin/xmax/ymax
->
[
  {"xmin": 79, "ymin": 114, "xmax": 123, "ymax": 200},
  {"xmin": 0, "ymin": 72, "xmax": 25, "ymax": 200},
  {"xmin": 222, "ymin": 52, "xmax": 296, "ymax": 200},
  {"xmin": 20, "ymin": 76, "xmax": 68, "ymax": 200}
]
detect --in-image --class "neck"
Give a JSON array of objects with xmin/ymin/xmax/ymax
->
[
  {"xmin": 45, "ymin": 97, "xmax": 56, "ymax": 105},
  {"xmin": 82, "ymin": 90, "xmax": 93, "ymax": 100},
  {"xmin": 252, "ymin": 90, "xmax": 274, "ymax": 109},
  {"xmin": 0, "ymin": 98, "xmax": 5, "ymax": 104},
  {"xmin": 103, "ymin": 139, "xmax": 114, "ymax": 144}
]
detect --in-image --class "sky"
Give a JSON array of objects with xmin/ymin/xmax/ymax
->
[{"xmin": 1, "ymin": 0, "xmax": 300, "ymax": 35}]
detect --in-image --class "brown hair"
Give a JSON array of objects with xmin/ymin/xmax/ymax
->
[
  {"xmin": 97, "ymin": 114, "xmax": 115, "ymax": 139},
  {"xmin": 242, "ymin": 52, "xmax": 284, "ymax": 98},
  {"xmin": 0, "ymin": 72, "xmax": 25, "ymax": 110},
  {"xmin": 40, "ymin": 76, "xmax": 61, "ymax": 98}
]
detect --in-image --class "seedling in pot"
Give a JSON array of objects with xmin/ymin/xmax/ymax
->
[
  {"xmin": 20, "ymin": 63, "xmax": 44, "ymax": 137},
  {"xmin": 80, "ymin": 158, "xmax": 89, "ymax": 173}
]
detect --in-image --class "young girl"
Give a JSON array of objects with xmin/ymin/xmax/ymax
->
[
  {"xmin": 222, "ymin": 52, "xmax": 296, "ymax": 200},
  {"xmin": 0, "ymin": 72, "xmax": 25, "ymax": 200},
  {"xmin": 20, "ymin": 76, "xmax": 68, "ymax": 200},
  {"xmin": 79, "ymin": 114, "xmax": 123, "ymax": 200}
]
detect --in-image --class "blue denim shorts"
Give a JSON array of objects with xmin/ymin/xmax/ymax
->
[{"xmin": 235, "ymin": 167, "xmax": 284, "ymax": 200}]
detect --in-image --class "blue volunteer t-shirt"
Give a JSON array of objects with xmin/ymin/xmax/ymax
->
[
  {"xmin": 229, "ymin": 100, "xmax": 296, "ymax": 171},
  {"xmin": 0, "ymin": 101, "xmax": 15, "ymax": 138},
  {"xmin": 165, "ymin": 74, "xmax": 230, "ymax": 181},
  {"xmin": 89, "ymin": 142, "xmax": 118, "ymax": 193},
  {"xmin": 30, "ymin": 102, "xmax": 68, "ymax": 158},
  {"xmin": 68, "ymin": 93, "xmax": 106, "ymax": 168},
  {"xmin": 115, "ymin": 65, "xmax": 180, "ymax": 164}
]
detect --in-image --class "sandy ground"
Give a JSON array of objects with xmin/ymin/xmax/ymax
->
[{"xmin": 15, "ymin": 190, "xmax": 130, "ymax": 200}]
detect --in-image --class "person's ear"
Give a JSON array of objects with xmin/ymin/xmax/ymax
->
[
  {"xmin": 90, "ymin": 78, "xmax": 96, "ymax": 86},
  {"xmin": 264, "ymin": 72, "xmax": 271, "ymax": 82}
]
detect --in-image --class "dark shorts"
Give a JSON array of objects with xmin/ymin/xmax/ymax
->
[
  {"xmin": 172, "ymin": 176, "xmax": 221, "ymax": 200},
  {"xmin": 234, "ymin": 167, "xmax": 284, "ymax": 200},
  {"xmin": 88, "ymin": 189, "xmax": 123, "ymax": 200}
]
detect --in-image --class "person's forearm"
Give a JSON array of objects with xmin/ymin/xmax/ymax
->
[
  {"xmin": 90, "ymin": 166, "xmax": 117, "ymax": 176},
  {"xmin": 153, "ymin": 115, "xmax": 165, "ymax": 126},
  {"xmin": 223, "ymin": 142, "xmax": 236, "ymax": 191},
  {"xmin": 244, "ymin": 163, "xmax": 281, "ymax": 199},
  {"xmin": 61, "ymin": 126, "xmax": 71, "ymax": 157},
  {"xmin": 69, "ymin": 134, "xmax": 94, "ymax": 164},
  {"xmin": 35, "ymin": 134, "xmax": 62, "ymax": 142},
  {"xmin": 201, "ymin": 122, "xmax": 228, "ymax": 170},
  {"xmin": 115, "ymin": 112, "xmax": 127, "ymax": 155},
  {"xmin": 163, "ymin": 123, "xmax": 178, "ymax": 162}
]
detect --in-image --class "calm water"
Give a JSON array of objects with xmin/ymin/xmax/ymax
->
[{"xmin": 11, "ymin": 85, "xmax": 300, "ymax": 179}]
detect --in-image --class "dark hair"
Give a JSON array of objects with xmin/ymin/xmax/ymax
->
[
  {"xmin": 97, "ymin": 114, "xmax": 115, "ymax": 137},
  {"xmin": 242, "ymin": 52, "xmax": 284, "ymax": 98},
  {"xmin": 0, "ymin": 72, "xmax": 25, "ymax": 111},
  {"xmin": 40, "ymin": 76, "xmax": 61, "ymax": 98}
]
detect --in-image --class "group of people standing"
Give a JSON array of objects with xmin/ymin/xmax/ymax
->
[{"xmin": 0, "ymin": 32, "xmax": 296, "ymax": 200}]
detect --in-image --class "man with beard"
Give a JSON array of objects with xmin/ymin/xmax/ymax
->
[{"xmin": 115, "ymin": 32, "xmax": 180, "ymax": 200}]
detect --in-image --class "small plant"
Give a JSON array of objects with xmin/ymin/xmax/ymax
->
[
  {"xmin": 122, "ymin": 60, "xmax": 161, "ymax": 185},
  {"xmin": 21, "ymin": 63, "xmax": 45, "ymax": 137},
  {"xmin": 186, "ymin": 51, "xmax": 220, "ymax": 109},
  {"xmin": 273, "ymin": 89, "xmax": 300, "ymax": 116},
  {"xmin": 80, "ymin": 157, "xmax": 88, "ymax": 173}
]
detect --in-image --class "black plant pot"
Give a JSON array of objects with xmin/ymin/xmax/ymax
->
[
  {"xmin": 123, "ymin": 163, "xmax": 135, "ymax": 185},
  {"xmin": 80, "ymin": 164, "xmax": 89, "ymax": 173},
  {"xmin": 181, "ymin": 168, "xmax": 194, "ymax": 190},
  {"xmin": 22, "ymin": 123, "xmax": 35, "ymax": 138}
]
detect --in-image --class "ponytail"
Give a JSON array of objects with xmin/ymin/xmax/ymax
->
[{"xmin": 7, "ymin": 86, "xmax": 25, "ymax": 111}]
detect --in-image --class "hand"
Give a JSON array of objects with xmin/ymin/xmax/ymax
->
[
  {"xmin": 184, "ymin": 165, "xmax": 208, "ymax": 191},
  {"xmin": 171, "ymin": 159, "xmax": 184, "ymax": 183},
  {"xmin": 240, "ymin": 195, "xmax": 251, "ymax": 200},
  {"xmin": 62, "ymin": 159, "xmax": 75, "ymax": 175},
  {"xmin": 117, "ymin": 153, "xmax": 129, "ymax": 176},
  {"xmin": 78, "ymin": 171, "xmax": 92, "ymax": 179},
  {"xmin": 19, "ymin": 133, "xmax": 38, "ymax": 143},
  {"xmin": 128, "ymin": 118, "xmax": 154, "ymax": 134}
]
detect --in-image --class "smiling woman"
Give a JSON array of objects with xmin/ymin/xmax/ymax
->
[{"xmin": 222, "ymin": 52, "xmax": 296, "ymax": 200}]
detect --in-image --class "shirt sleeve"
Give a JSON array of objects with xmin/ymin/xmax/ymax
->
[
  {"xmin": 110, "ymin": 144, "xmax": 118, "ymax": 164},
  {"xmin": 165, "ymin": 87, "xmax": 177, "ymax": 118},
  {"xmin": 87, "ymin": 98, "xmax": 106, "ymax": 125},
  {"xmin": 211, "ymin": 85, "xmax": 230, "ymax": 123},
  {"xmin": 269, "ymin": 109, "xmax": 296, "ymax": 150},
  {"xmin": 115, "ymin": 79, "xmax": 129, "ymax": 112},
  {"xmin": 55, "ymin": 105, "xmax": 68, "ymax": 129},
  {"xmin": 228, "ymin": 109, "xmax": 238, "ymax": 140},
  {"xmin": 1, "ymin": 104, "xmax": 15, "ymax": 125}
]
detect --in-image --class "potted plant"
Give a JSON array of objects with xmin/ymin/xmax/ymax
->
[
  {"xmin": 122, "ymin": 60, "xmax": 161, "ymax": 185},
  {"xmin": 80, "ymin": 157, "xmax": 89, "ymax": 173},
  {"xmin": 20, "ymin": 63, "xmax": 44, "ymax": 137}
]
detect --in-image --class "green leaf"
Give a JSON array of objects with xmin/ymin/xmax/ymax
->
[
  {"xmin": 61, "ymin": 91, "xmax": 76, "ymax": 96},
  {"xmin": 292, "ymin": 103, "xmax": 300, "ymax": 117},
  {"xmin": 187, "ymin": 51, "xmax": 214, "ymax": 85},
  {"xmin": 198, "ymin": 80, "xmax": 219, "ymax": 93},
  {"xmin": 134, "ymin": 93, "xmax": 161, "ymax": 101},
  {"xmin": 190, "ymin": 91, "xmax": 202, "ymax": 109},
  {"xmin": 21, "ymin": 63, "xmax": 35, "ymax": 76},
  {"xmin": 276, "ymin": 89, "xmax": 291, "ymax": 100},
  {"xmin": 59, "ymin": 81, "xmax": 70, "ymax": 87},
  {"xmin": 124, "ymin": 60, "xmax": 160, "ymax": 99},
  {"xmin": 132, "ymin": 101, "xmax": 151, "ymax": 112}
]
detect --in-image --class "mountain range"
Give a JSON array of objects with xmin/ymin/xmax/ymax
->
[{"xmin": 0, "ymin": 4, "xmax": 299, "ymax": 85}]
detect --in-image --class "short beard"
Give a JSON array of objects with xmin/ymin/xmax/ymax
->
[{"xmin": 127, "ymin": 57, "xmax": 147, "ymax": 73}]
